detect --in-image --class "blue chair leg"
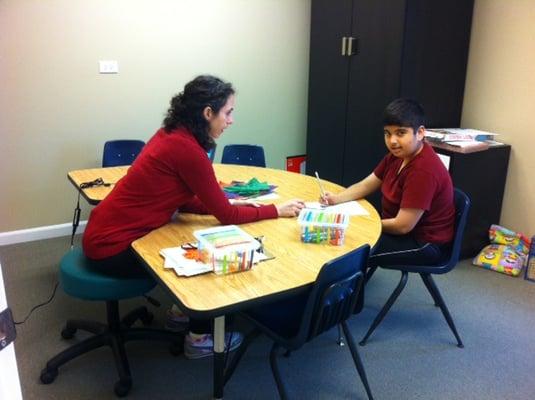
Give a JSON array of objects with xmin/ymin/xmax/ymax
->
[
  {"xmin": 365, "ymin": 266, "xmax": 378, "ymax": 283},
  {"xmin": 419, "ymin": 273, "xmax": 440, "ymax": 306},
  {"xmin": 360, "ymin": 271, "xmax": 409, "ymax": 346},
  {"xmin": 420, "ymin": 274, "xmax": 464, "ymax": 348},
  {"xmin": 337, "ymin": 324, "xmax": 345, "ymax": 346},
  {"xmin": 342, "ymin": 321, "xmax": 374, "ymax": 400},
  {"xmin": 270, "ymin": 343, "xmax": 289, "ymax": 400}
]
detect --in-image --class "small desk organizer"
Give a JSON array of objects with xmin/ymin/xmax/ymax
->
[
  {"xmin": 194, "ymin": 225, "xmax": 260, "ymax": 275},
  {"xmin": 298, "ymin": 209, "xmax": 349, "ymax": 245}
]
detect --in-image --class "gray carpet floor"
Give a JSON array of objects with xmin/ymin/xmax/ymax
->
[{"xmin": 1, "ymin": 236, "xmax": 535, "ymax": 400}]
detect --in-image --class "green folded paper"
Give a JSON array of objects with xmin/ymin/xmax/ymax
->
[{"xmin": 223, "ymin": 178, "xmax": 271, "ymax": 196}]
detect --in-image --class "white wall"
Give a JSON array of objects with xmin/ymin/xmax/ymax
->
[
  {"xmin": 462, "ymin": 0, "xmax": 535, "ymax": 235},
  {"xmin": 0, "ymin": 0, "xmax": 311, "ymax": 232}
]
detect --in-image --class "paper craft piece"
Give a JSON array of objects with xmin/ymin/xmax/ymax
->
[
  {"xmin": 221, "ymin": 178, "xmax": 277, "ymax": 200},
  {"xmin": 303, "ymin": 201, "xmax": 369, "ymax": 216},
  {"xmin": 159, "ymin": 247, "xmax": 212, "ymax": 277}
]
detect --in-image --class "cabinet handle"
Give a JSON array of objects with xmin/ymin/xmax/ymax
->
[
  {"xmin": 347, "ymin": 37, "xmax": 357, "ymax": 56},
  {"xmin": 341, "ymin": 37, "xmax": 347, "ymax": 56}
]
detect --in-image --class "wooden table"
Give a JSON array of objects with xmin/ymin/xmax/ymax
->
[{"xmin": 68, "ymin": 164, "xmax": 381, "ymax": 399}]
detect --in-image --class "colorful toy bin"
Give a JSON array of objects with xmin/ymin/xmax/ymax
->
[
  {"xmin": 298, "ymin": 209, "xmax": 349, "ymax": 246},
  {"xmin": 193, "ymin": 225, "xmax": 261, "ymax": 275}
]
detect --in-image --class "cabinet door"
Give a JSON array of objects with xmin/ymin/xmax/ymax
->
[
  {"xmin": 343, "ymin": 0, "xmax": 406, "ymax": 187},
  {"xmin": 306, "ymin": 0, "xmax": 353, "ymax": 184},
  {"xmin": 400, "ymin": 0, "xmax": 473, "ymax": 128}
]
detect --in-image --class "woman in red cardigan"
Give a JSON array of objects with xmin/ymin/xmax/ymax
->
[{"xmin": 83, "ymin": 75, "xmax": 304, "ymax": 359}]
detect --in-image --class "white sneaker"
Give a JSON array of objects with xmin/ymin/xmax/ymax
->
[
  {"xmin": 184, "ymin": 332, "xmax": 244, "ymax": 360},
  {"xmin": 165, "ymin": 305, "xmax": 189, "ymax": 331}
]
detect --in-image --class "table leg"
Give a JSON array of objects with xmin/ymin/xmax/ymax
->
[{"xmin": 213, "ymin": 315, "xmax": 225, "ymax": 399}]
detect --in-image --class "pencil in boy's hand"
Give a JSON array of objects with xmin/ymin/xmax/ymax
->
[{"xmin": 314, "ymin": 171, "xmax": 327, "ymax": 202}]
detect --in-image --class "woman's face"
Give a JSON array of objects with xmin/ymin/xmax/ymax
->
[{"xmin": 206, "ymin": 94, "xmax": 235, "ymax": 140}]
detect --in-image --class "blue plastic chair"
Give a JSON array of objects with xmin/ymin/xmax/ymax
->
[
  {"xmin": 40, "ymin": 248, "xmax": 182, "ymax": 396},
  {"xmin": 360, "ymin": 188, "xmax": 470, "ymax": 348},
  {"xmin": 226, "ymin": 245, "xmax": 374, "ymax": 400},
  {"xmin": 221, "ymin": 144, "xmax": 266, "ymax": 167},
  {"xmin": 207, "ymin": 144, "xmax": 217, "ymax": 162},
  {"xmin": 102, "ymin": 140, "xmax": 145, "ymax": 167}
]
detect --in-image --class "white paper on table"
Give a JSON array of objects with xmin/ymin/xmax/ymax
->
[
  {"xmin": 303, "ymin": 201, "xmax": 369, "ymax": 216},
  {"xmin": 159, "ymin": 247, "xmax": 212, "ymax": 277},
  {"xmin": 251, "ymin": 192, "xmax": 280, "ymax": 201}
]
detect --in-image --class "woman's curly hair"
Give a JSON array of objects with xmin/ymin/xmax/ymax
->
[{"xmin": 163, "ymin": 75, "xmax": 234, "ymax": 151}]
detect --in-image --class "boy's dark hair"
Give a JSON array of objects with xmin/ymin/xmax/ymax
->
[
  {"xmin": 382, "ymin": 98, "xmax": 426, "ymax": 134},
  {"xmin": 163, "ymin": 75, "xmax": 235, "ymax": 151}
]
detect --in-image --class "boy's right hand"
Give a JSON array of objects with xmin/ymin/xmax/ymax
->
[{"xmin": 320, "ymin": 191, "xmax": 338, "ymax": 206}]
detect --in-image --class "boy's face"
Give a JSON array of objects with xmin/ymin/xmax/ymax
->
[{"xmin": 383, "ymin": 125, "xmax": 425, "ymax": 160}]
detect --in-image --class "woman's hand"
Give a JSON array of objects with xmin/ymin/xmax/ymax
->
[
  {"xmin": 276, "ymin": 199, "xmax": 305, "ymax": 217},
  {"xmin": 320, "ymin": 191, "xmax": 338, "ymax": 206}
]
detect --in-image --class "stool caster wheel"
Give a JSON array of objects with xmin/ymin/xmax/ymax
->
[
  {"xmin": 40, "ymin": 367, "xmax": 58, "ymax": 384},
  {"xmin": 114, "ymin": 378, "xmax": 132, "ymax": 397},
  {"xmin": 61, "ymin": 326, "xmax": 76, "ymax": 339},
  {"xmin": 140, "ymin": 311, "xmax": 154, "ymax": 326}
]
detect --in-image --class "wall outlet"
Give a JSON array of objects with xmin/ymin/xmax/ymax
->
[{"xmin": 99, "ymin": 60, "xmax": 119, "ymax": 74}]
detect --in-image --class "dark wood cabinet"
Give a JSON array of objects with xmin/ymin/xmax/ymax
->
[
  {"xmin": 431, "ymin": 144, "xmax": 511, "ymax": 259},
  {"xmin": 306, "ymin": 0, "xmax": 474, "ymax": 191}
]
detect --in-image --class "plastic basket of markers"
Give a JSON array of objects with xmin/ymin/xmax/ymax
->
[
  {"xmin": 298, "ymin": 209, "xmax": 349, "ymax": 246},
  {"xmin": 193, "ymin": 225, "xmax": 260, "ymax": 275}
]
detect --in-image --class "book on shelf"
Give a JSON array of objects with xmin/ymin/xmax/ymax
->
[
  {"xmin": 426, "ymin": 139, "xmax": 489, "ymax": 154},
  {"xmin": 426, "ymin": 128, "xmax": 501, "ymax": 143}
]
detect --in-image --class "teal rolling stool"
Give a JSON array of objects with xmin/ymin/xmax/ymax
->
[{"xmin": 40, "ymin": 248, "xmax": 183, "ymax": 397}]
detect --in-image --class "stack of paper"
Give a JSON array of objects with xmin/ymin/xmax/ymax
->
[
  {"xmin": 303, "ymin": 201, "xmax": 369, "ymax": 216},
  {"xmin": 426, "ymin": 128, "xmax": 501, "ymax": 144},
  {"xmin": 160, "ymin": 247, "xmax": 212, "ymax": 277}
]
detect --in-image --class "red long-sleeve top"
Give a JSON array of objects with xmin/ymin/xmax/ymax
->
[
  {"xmin": 373, "ymin": 142, "xmax": 454, "ymax": 244},
  {"xmin": 83, "ymin": 127, "xmax": 278, "ymax": 259}
]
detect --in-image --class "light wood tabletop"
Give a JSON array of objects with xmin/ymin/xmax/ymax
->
[
  {"xmin": 68, "ymin": 166, "xmax": 128, "ymax": 205},
  {"xmin": 128, "ymin": 164, "xmax": 382, "ymax": 317}
]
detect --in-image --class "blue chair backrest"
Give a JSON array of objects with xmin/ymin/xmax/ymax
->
[
  {"xmin": 102, "ymin": 140, "xmax": 145, "ymax": 167},
  {"xmin": 441, "ymin": 188, "xmax": 471, "ymax": 272},
  {"xmin": 295, "ymin": 245, "xmax": 370, "ymax": 344},
  {"xmin": 221, "ymin": 144, "xmax": 266, "ymax": 167},
  {"xmin": 207, "ymin": 145, "xmax": 216, "ymax": 162}
]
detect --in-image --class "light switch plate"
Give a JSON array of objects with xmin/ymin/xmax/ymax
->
[{"xmin": 99, "ymin": 60, "xmax": 119, "ymax": 74}]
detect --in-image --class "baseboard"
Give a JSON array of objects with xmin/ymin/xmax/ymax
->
[{"xmin": 0, "ymin": 221, "xmax": 87, "ymax": 246}]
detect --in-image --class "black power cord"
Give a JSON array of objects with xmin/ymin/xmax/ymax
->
[
  {"xmin": 70, "ymin": 177, "xmax": 113, "ymax": 248},
  {"xmin": 14, "ymin": 281, "xmax": 59, "ymax": 325}
]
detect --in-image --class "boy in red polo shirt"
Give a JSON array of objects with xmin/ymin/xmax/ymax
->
[{"xmin": 322, "ymin": 98, "xmax": 455, "ymax": 266}]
